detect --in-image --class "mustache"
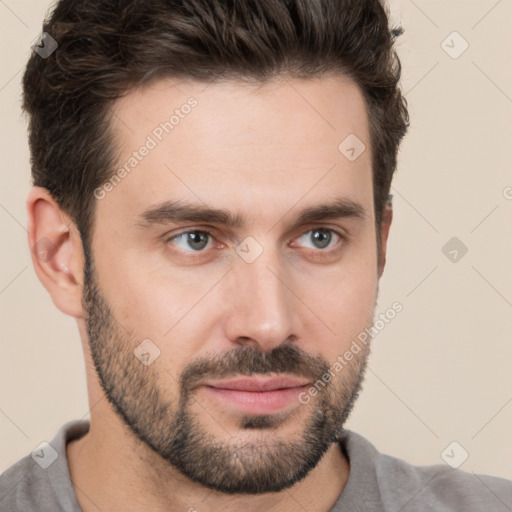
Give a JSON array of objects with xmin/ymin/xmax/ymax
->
[{"xmin": 179, "ymin": 343, "xmax": 331, "ymax": 392}]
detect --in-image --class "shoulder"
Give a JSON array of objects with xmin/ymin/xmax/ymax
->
[
  {"xmin": 0, "ymin": 420, "xmax": 89, "ymax": 512},
  {"xmin": 376, "ymin": 448, "xmax": 512, "ymax": 511},
  {"xmin": 340, "ymin": 430, "xmax": 512, "ymax": 512},
  {"xmin": 1, "ymin": 450, "xmax": 53, "ymax": 511}
]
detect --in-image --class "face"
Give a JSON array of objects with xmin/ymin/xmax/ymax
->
[{"xmin": 83, "ymin": 76, "xmax": 382, "ymax": 494}]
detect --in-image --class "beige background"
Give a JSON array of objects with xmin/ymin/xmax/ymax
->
[{"xmin": 1, "ymin": 0, "xmax": 511, "ymax": 480}]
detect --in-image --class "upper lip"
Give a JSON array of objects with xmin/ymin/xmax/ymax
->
[{"xmin": 204, "ymin": 376, "xmax": 311, "ymax": 392}]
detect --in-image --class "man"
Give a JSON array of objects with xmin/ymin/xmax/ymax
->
[{"xmin": 1, "ymin": 0, "xmax": 511, "ymax": 510}]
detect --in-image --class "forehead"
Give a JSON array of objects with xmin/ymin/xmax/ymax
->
[{"xmin": 100, "ymin": 75, "xmax": 373, "ymax": 227}]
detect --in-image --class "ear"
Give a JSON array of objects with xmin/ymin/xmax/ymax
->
[
  {"xmin": 27, "ymin": 186, "xmax": 85, "ymax": 318},
  {"xmin": 377, "ymin": 199, "xmax": 393, "ymax": 279}
]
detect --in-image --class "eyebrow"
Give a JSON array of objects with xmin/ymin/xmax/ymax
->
[{"xmin": 137, "ymin": 197, "xmax": 367, "ymax": 231}]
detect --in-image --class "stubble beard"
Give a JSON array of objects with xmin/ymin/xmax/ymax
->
[{"xmin": 82, "ymin": 255, "xmax": 371, "ymax": 494}]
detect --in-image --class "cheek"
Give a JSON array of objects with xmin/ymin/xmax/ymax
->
[
  {"xmin": 294, "ymin": 247, "xmax": 378, "ymax": 355},
  {"xmin": 97, "ymin": 264, "xmax": 227, "ymax": 376},
  {"xmin": 304, "ymin": 278, "xmax": 375, "ymax": 343}
]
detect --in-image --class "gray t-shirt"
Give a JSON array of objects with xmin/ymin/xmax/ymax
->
[{"xmin": 1, "ymin": 420, "xmax": 511, "ymax": 511}]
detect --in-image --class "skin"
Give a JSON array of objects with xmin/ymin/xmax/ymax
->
[{"xmin": 27, "ymin": 75, "xmax": 392, "ymax": 512}]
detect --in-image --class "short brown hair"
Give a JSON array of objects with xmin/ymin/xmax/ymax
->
[{"xmin": 23, "ymin": 0, "xmax": 409, "ymax": 250}]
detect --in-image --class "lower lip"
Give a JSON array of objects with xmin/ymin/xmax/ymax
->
[{"xmin": 201, "ymin": 385, "xmax": 310, "ymax": 415}]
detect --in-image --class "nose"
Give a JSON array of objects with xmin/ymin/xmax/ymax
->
[{"xmin": 223, "ymin": 251, "xmax": 298, "ymax": 351}]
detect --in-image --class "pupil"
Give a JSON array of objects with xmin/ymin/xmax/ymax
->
[
  {"xmin": 188, "ymin": 232, "xmax": 208, "ymax": 250},
  {"xmin": 312, "ymin": 230, "xmax": 331, "ymax": 249}
]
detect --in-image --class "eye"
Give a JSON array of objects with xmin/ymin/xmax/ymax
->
[
  {"xmin": 294, "ymin": 228, "xmax": 342, "ymax": 250},
  {"xmin": 168, "ymin": 230, "xmax": 213, "ymax": 252}
]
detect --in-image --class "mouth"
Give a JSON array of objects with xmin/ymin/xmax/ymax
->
[{"xmin": 200, "ymin": 376, "xmax": 311, "ymax": 415}]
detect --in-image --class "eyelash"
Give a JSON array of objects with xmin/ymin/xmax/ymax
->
[{"xmin": 165, "ymin": 227, "xmax": 346, "ymax": 255}]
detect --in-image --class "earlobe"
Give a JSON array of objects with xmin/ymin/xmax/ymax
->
[
  {"xmin": 27, "ymin": 186, "xmax": 85, "ymax": 318},
  {"xmin": 377, "ymin": 202, "xmax": 393, "ymax": 278}
]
